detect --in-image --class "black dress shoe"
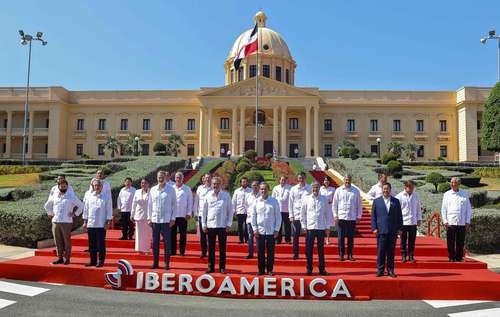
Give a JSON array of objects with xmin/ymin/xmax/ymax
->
[
  {"xmin": 51, "ymin": 258, "xmax": 64, "ymax": 265},
  {"xmin": 268, "ymin": 271, "xmax": 274, "ymax": 276},
  {"xmin": 180, "ymin": 253, "xmax": 185, "ymax": 256},
  {"xmin": 376, "ymin": 271, "xmax": 384, "ymax": 277},
  {"xmin": 408, "ymin": 256, "xmax": 416, "ymax": 263},
  {"xmin": 151, "ymin": 264, "xmax": 159, "ymax": 269},
  {"xmin": 164, "ymin": 264, "xmax": 170, "ymax": 270},
  {"xmin": 96, "ymin": 262, "xmax": 104, "ymax": 268},
  {"xmin": 449, "ymin": 258, "xmax": 455, "ymax": 262},
  {"xmin": 293, "ymin": 255, "xmax": 299, "ymax": 260},
  {"xmin": 219, "ymin": 269, "xmax": 226, "ymax": 274},
  {"xmin": 306, "ymin": 270, "xmax": 312, "ymax": 276},
  {"xmin": 339, "ymin": 255, "xmax": 345, "ymax": 261},
  {"xmin": 206, "ymin": 268, "xmax": 215, "ymax": 273},
  {"xmin": 257, "ymin": 271, "xmax": 265, "ymax": 276},
  {"xmin": 200, "ymin": 254, "xmax": 206, "ymax": 258},
  {"xmin": 245, "ymin": 255, "xmax": 253, "ymax": 259},
  {"xmin": 388, "ymin": 271, "xmax": 397, "ymax": 278},
  {"xmin": 348, "ymin": 255, "xmax": 355, "ymax": 261},
  {"xmin": 63, "ymin": 259, "xmax": 71, "ymax": 265},
  {"xmin": 320, "ymin": 271, "xmax": 329, "ymax": 276},
  {"xmin": 119, "ymin": 237, "xmax": 127, "ymax": 240},
  {"xmin": 85, "ymin": 262, "xmax": 97, "ymax": 267},
  {"xmin": 402, "ymin": 256, "xmax": 407, "ymax": 263}
]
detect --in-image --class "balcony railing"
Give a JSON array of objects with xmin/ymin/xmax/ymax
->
[{"xmin": 34, "ymin": 128, "xmax": 48, "ymax": 136}]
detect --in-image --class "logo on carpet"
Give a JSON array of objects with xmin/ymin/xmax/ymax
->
[{"xmin": 104, "ymin": 259, "xmax": 134, "ymax": 289}]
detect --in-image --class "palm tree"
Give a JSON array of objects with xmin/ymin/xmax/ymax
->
[
  {"xmin": 403, "ymin": 143, "xmax": 419, "ymax": 161},
  {"xmin": 386, "ymin": 141, "xmax": 404, "ymax": 158},
  {"xmin": 105, "ymin": 136, "xmax": 121, "ymax": 158},
  {"xmin": 123, "ymin": 133, "xmax": 143, "ymax": 155},
  {"xmin": 167, "ymin": 134, "xmax": 185, "ymax": 157}
]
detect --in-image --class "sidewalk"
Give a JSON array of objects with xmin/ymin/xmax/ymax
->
[
  {"xmin": 0, "ymin": 244, "xmax": 34, "ymax": 262},
  {"xmin": 469, "ymin": 253, "xmax": 500, "ymax": 273}
]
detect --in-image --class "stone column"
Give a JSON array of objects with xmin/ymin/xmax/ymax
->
[
  {"xmin": 199, "ymin": 107, "xmax": 205, "ymax": 156},
  {"xmin": 27, "ymin": 110, "xmax": 34, "ymax": 159},
  {"xmin": 207, "ymin": 107, "xmax": 213, "ymax": 157},
  {"xmin": 5, "ymin": 111, "xmax": 12, "ymax": 158},
  {"xmin": 280, "ymin": 106, "xmax": 287, "ymax": 156},
  {"xmin": 232, "ymin": 107, "xmax": 238, "ymax": 155},
  {"xmin": 305, "ymin": 105, "xmax": 311, "ymax": 157},
  {"xmin": 273, "ymin": 106, "xmax": 279, "ymax": 155},
  {"xmin": 313, "ymin": 105, "xmax": 319, "ymax": 157},
  {"xmin": 239, "ymin": 106, "xmax": 245, "ymax": 154}
]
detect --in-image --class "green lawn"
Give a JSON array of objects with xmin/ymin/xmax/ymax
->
[
  {"xmin": 0, "ymin": 173, "xmax": 39, "ymax": 188},
  {"xmin": 259, "ymin": 170, "xmax": 278, "ymax": 189},
  {"xmin": 481, "ymin": 177, "xmax": 500, "ymax": 191}
]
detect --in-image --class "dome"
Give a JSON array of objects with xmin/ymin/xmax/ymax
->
[{"xmin": 227, "ymin": 12, "xmax": 293, "ymax": 61}]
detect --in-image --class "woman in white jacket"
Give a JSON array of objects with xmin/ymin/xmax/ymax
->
[{"xmin": 131, "ymin": 178, "xmax": 152, "ymax": 254}]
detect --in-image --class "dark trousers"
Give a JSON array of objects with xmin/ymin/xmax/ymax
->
[
  {"xmin": 152, "ymin": 223, "xmax": 171, "ymax": 266},
  {"xmin": 447, "ymin": 225, "xmax": 466, "ymax": 261},
  {"xmin": 120, "ymin": 212, "xmax": 134, "ymax": 239},
  {"xmin": 170, "ymin": 217, "xmax": 187, "ymax": 255},
  {"xmin": 257, "ymin": 234, "xmax": 275, "ymax": 273},
  {"xmin": 198, "ymin": 217, "xmax": 207, "ymax": 256},
  {"xmin": 337, "ymin": 220, "xmax": 356, "ymax": 256},
  {"xmin": 87, "ymin": 227, "xmax": 106, "ymax": 264},
  {"xmin": 277, "ymin": 212, "xmax": 291, "ymax": 243},
  {"xmin": 247, "ymin": 223, "xmax": 254, "ymax": 257},
  {"xmin": 306, "ymin": 229, "xmax": 326, "ymax": 272},
  {"xmin": 236, "ymin": 214, "xmax": 248, "ymax": 243},
  {"xmin": 208, "ymin": 228, "xmax": 227, "ymax": 270},
  {"xmin": 292, "ymin": 220, "xmax": 301, "ymax": 257},
  {"xmin": 400, "ymin": 225, "xmax": 417, "ymax": 257},
  {"xmin": 377, "ymin": 233, "xmax": 397, "ymax": 273}
]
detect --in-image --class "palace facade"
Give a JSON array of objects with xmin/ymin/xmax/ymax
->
[{"xmin": 0, "ymin": 12, "xmax": 493, "ymax": 161}]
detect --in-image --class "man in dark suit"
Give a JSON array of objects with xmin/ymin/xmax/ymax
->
[{"xmin": 371, "ymin": 182, "xmax": 403, "ymax": 278}]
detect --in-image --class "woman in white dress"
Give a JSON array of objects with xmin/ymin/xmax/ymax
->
[
  {"xmin": 131, "ymin": 178, "xmax": 152, "ymax": 254},
  {"xmin": 320, "ymin": 177, "xmax": 335, "ymax": 245}
]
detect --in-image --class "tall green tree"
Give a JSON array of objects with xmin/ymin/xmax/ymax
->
[
  {"xmin": 386, "ymin": 141, "xmax": 404, "ymax": 158},
  {"xmin": 403, "ymin": 143, "xmax": 419, "ymax": 161},
  {"xmin": 480, "ymin": 81, "xmax": 500, "ymax": 163},
  {"xmin": 123, "ymin": 133, "xmax": 144, "ymax": 155},
  {"xmin": 166, "ymin": 134, "xmax": 185, "ymax": 157},
  {"xmin": 104, "ymin": 136, "xmax": 121, "ymax": 158}
]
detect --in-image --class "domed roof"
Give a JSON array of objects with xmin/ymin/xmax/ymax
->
[{"xmin": 227, "ymin": 11, "xmax": 293, "ymax": 61}]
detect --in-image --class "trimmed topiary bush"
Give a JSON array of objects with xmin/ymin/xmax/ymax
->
[
  {"xmin": 236, "ymin": 160, "xmax": 251, "ymax": 173},
  {"xmin": 466, "ymin": 208, "xmax": 500, "ymax": 253},
  {"xmin": 381, "ymin": 152, "xmax": 399, "ymax": 164},
  {"xmin": 425, "ymin": 172, "xmax": 447, "ymax": 192},
  {"xmin": 469, "ymin": 191, "xmax": 488, "ymax": 208},
  {"xmin": 472, "ymin": 167, "xmax": 500, "ymax": 178},
  {"xmin": 460, "ymin": 176, "xmax": 481, "ymax": 187},
  {"xmin": 437, "ymin": 182, "xmax": 450, "ymax": 193},
  {"xmin": 386, "ymin": 160, "xmax": 403, "ymax": 174},
  {"xmin": 244, "ymin": 149, "xmax": 257, "ymax": 161}
]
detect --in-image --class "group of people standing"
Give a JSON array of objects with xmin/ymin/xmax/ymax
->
[{"xmin": 43, "ymin": 167, "xmax": 472, "ymax": 278}]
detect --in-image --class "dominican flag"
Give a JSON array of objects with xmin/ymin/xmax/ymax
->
[{"xmin": 233, "ymin": 23, "xmax": 258, "ymax": 70}]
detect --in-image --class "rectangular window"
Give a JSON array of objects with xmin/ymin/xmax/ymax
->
[
  {"xmin": 371, "ymin": 144, "xmax": 379, "ymax": 154},
  {"xmin": 76, "ymin": 144, "xmax": 83, "ymax": 156},
  {"xmin": 477, "ymin": 120, "xmax": 481, "ymax": 130},
  {"xmin": 417, "ymin": 145, "xmax": 424, "ymax": 158},
  {"xmin": 141, "ymin": 144, "xmax": 150, "ymax": 156},
  {"xmin": 2, "ymin": 143, "xmax": 6, "ymax": 153},
  {"xmin": 416, "ymin": 120, "xmax": 424, "ymax": 132},
  {"xmin": 3, "ymin": 119, "xmax": 7, "ymax": 128},
  {"xmin": 44, "ymin": 143, "xmax": 48, "ymax": 154},
  {"xmin": 324, "ymin": 119, "xmax": 332, "ymax": 132},
  {"xmin": 187, "ymin": 144, "xmax": 195, "ymax": 156},
  {"xmin": 98, "ymin": 144, "xmax": 105, "ymax": 156},
  {"xmin": 187, "ymin": 119, "xmax": 195, "ymax": 131},
  {"xmin": 439, "ymin": 120, "xmax": 447, "ymax": 132},
  {"xmin": 324, "ymin": 144, "xmax": 333, "ymax": 157},
  {"xmin": 238, "ymin": 67, "xmax": 243, "ymax": 81},
  {"xmin": 76, "ymin": 119, "xmax": 85, "ymax": 131},
  {"xmin": 370, "ymin": 119, "xmax": 378, "ymax": 132},
  {"xmin": 143, "ymin": 118, "xmax": 151, "ymax": 131},
  {"xmin": 120, "ymin": 119, "xmax": 128, "ymax": 131},
  {"xmin": 289, "ymin": 118, "xmax": 299, "ymax": 130},
  {"xmin": 285, "ymin": 69, "xmax": 290, "ymax": 84},
  {"xmin": 393, "ymin": 119, "xmax": 401, "ymax": 132},
  {"xmin": 98, "ymin": 119, "xmax": 106, "ymax": 131},
  {"xmin": 275, "ymin": 66, "xmax": 282, "ymax": 81},
  {"xmin": 249, "ymin": 65, "xmax": 257, "ymax": 78},
  {"xmin": 347, "ymin": 119, "xmax": 356, "ymax": 132},
  {"xmin": 165, "ymin": 119, "xmax": 173, "ymax": 131},
  {"xmin": 45, "ymin": 118, "xmax": 50, "ymax": 128},
  {"xmin": 230, "ymin": 69, "xmax": 234, "ymax": 84},
  {"xmin": 220, "ymin": 118, "xmax": 230, "ymax": 130},
  {"xmin": 440, "ymin": 145, "xmax": 448, "ymax": 158},
  {"xmin": 263, "ymin": 65, "xmax": 270, "ymax": 78}
]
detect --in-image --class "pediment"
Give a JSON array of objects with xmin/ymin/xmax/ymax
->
[{"xmin": 199, "ymin": 76, "xmax": 318, "ymax": 97}]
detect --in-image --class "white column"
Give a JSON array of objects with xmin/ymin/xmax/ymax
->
[
  {"xmin": 273, "ymin": 106, "xmax": 279, "ymax": 155},
  {"xmin": 27, "ymin": 110, "xmax": 34, "ymax": 159},
  {"xmin": 199, "ymin": 107, "xmax": 205, "ymax": 156},
  {"xmin": 280, "ymin": 106, "xmax": 287, "ymax": 156},
  {"xmin": 305, "ymin": 105, "xmax": 311, "ymax": 157},
  {"xmin": 313, "ymin": 105, "xmax": 319, "ymax": 157},
  {"xmin": 240, "ymin": 106, "xmax": 245, "ymax": 154},
  {"xmin": 232, "ymin": 107, "xmax": 238, "ymax": 155},
  {"xmin": 207, "ymin": 107, "xmax": 213, "ymax": 157},
  {"xmin": 5, "ymin": 111, "xmax": 12, "ymax": 158}
]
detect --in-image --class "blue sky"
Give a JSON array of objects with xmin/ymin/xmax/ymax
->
[{"xmin": 1, "ymin": 0, "xmax": 499, "ymax": 91}]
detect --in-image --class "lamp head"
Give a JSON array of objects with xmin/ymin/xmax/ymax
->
[
  {"xmin": 18, "ymin": 30, "xmax": 24, "ymax": 37},
  {"xmin": 376, "ymin": 137, "xmax": 381, "ymax": 143},
  {"xmin": 480, "ymin": 38, "xmax": 487, "ymax": 44},
  {"xmin": 36, "ymin": 31, "xmax": 43, "ymax": 39},
  {"xmin": 488, "ymin": 30, "xmax": 496, "ymax": 37},
  {"xmin": 42, "ymin": 41, "xmax": 48, "ymax": 46},
  {"xmin": 21, "ymin": 39, "xmax": 28, "ymax": 45},
  {"xmin": 134, "ymin": 136, "xmax": 140, "ymax": 141}
]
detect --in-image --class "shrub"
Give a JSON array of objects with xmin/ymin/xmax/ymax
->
[
  {"xmin": 339, "ymin": 146, "xmax": 352, "ymax": 158},
  {"xmin": 466, "ymin": 208, "xmax": 500, "ymax": 253},
  {"xmin": 0, "ymin": 166, "xmax": 42, "ymax": 175},
  {"xmin": 271, "ymin": 161, "xmax": 294, "ymax": 180},
  {"xmin": 238, "ymin": 171, "xmax": 264, "ymax": 184},
  {"xmin": 185, "ymin": 159, "xmax": 224, "ymax": 189},
  {"xmin": 425, "ymin": 172, "xmax": 447, "ymax": 192},
  {"xmin": 469, "ymin": 191, "xmax": 488, "ymax": 208},
  {"xmin": 446, "ymin": 167, "xmax": 475, "ymax": 174},
  {"xmin": 381, "ymin": 152, "xmax": 399, "ymax": 164},
  {"xmin": 437, "ymin": 182, "xmax": 450, "ymax": 193},
  {"xmin": 244, "ymin": 150, "xmax": 257, "ymax": 161},
  {"xmin": 153, "ymin": 142, "xmax": 166, "ymax": 154},
  {"xmin": 349, "ymin": 147, "xmax": 360, "ymax": 160},
  {"xmin": 386, "ymin": 160, "xmax": 403, "ymax": 174},
  {"xmin": 265, "ymin": 153, "xmax": 273, "ymax": 159},
  {"xmin": 472, "ymin": 167, "xmax": 500, "ymax": 178},
  {"xmin": 236, "ymin": 160, "xmax": 251, "ymax": 173},
  {"xmin": 460, "ymin": 176, "xmax": 481, "ymax": 187}
]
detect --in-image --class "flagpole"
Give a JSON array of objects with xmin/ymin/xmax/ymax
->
[{"xmin": 255, "ymin": 24, "xmax": 259, "ymax": 155}]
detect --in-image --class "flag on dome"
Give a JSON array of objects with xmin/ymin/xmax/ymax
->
[{"xmin": 233, "ymin": 23, "xmax": 258, "ymax": 70}]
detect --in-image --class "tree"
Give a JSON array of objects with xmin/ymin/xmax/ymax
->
[
  {"xmin": 336, "ymin": 139, "xmax": 358, "ymax": 158},
  {"xmin": 480, "ymin": 81, "xmax": 500, "ymax": 164},
  {"xmin": 153, "ymin": 142, "xmax": 166, "ymax": 155},
  {"xmin": 104, "ymin": 136, "xmax": 120, "ymax": 158},
  {"xmin": 166, "ymin": 134, "xmax": 185, "ymax": 157},
  {"xmin": 122, "ymin": 133, "xmax": 144, "ymax": 155},
  {"xmin": 425, "ymin": 172, "xmax": 447, "ymax": 192},
  {"xmin": 403, "ymin": 143, "xmax": 419, "ymax": 161},
  {"xmin": 386, "ymin": 141, "xmax": 404, "ymax": 158}
]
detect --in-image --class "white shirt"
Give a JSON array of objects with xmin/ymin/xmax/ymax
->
[
  {"xmin": 193, "ymin": 184, "xmax": 212, "ymax": 217},
  {"xmin": 147, "ymin": 184, "xmax": 176, "ymax": 224},
  {"xmin": 396, "ymin": 190, "xmax": 422, "ymax": 225},
  {"xmin": 131, "ymin": 189, "xmax": 150, "ymax": 221},
  {"xmin": 320, "ymin": 186, "xmax": 335, "ymax": 205},
  {"xmin": 441, "ymin": 189, "xmax": 472, "ymax": 226},
  {"xmin": 300, "ymin": 194, "xmax": 330, "ymax": 230},
  {"xmin": 383, "ymin": 196, "xmax": 391, "ymax": 213},
  {"xmin": 272, "ymin": 184, "xmax": 291, "ymax": 214},
  {"xmin": 50, "ymin": 184, "xmax": 75, "ymax": 198},
  {"xmin": 232, "ymin": 187, "xmax": 251, "ymax": 215},
  {"xmin": 44, "ymin": 192, "xmax": 84, "ymax": 223},
  {"xmin": 367, "ymin": 182, "xmax": 396, "ymax": 201},
  {"xmin": 117, "ymin": 186, "xmax": 136, "ymax": 213},
  {"xmin": 201, "ymin": 190, "xmax": 233, "ymax": 229},
  {"xmin": 83, "ymin": 192, "xmax": 113, "ymax": 228},
  {"xmin": 173, "ymin": 183, "xmax": 193, "ymax": 218},
  {"xmin": 88, "ymin": 179, "xmax": 112, "ymax": 199},
  {"xmin": 245, "ymin": 191, "xmax": 261, "ymax": 224},
  {"xmin": 332, "ymin": 185, "xmax": 363, "ymax": 221},
  {"xmin": 289, "ymin": 183, "xmax": 312, "ymax": 221},
  {"xmin": 251, "ymin": 196, "xmax": 282, "ymax": 235}
]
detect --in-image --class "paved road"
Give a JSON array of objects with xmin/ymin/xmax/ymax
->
[{"xmin": 0, "ymin": 279, "xmax": 499, "ymax": 317}]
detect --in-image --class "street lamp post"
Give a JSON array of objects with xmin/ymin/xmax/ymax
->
[
  {"xmin": 376, "ymin": 137, "xmax": 382, "ymax": 158},
  {"xmin": 134, "ymin": 136, "xmax": 140, "ymax": 156},
  {"xmin": 19, "ymin": 30, "xmax": 47, "ymax": 164},
  {"xmin": 481, "ymin": 29, "xmax": 500, "ymax": 81}
]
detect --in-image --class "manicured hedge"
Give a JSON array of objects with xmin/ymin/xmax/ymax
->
[
  {"xmin": 184, "ymin": 159, "xmax": 223, "ymax": 189},
  {"xmin": 472, "ymin": 167, "xmax": 500, "ymax": 178},
  {"xmin": 467, "ymin": 208, "xmax": 500, "ymax": 253},
  {"xmin": 0, "ymin": 166, "xmax": 42, "ymax": 175}
]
